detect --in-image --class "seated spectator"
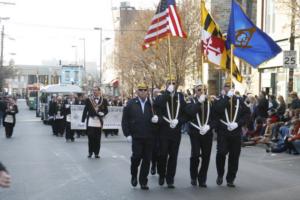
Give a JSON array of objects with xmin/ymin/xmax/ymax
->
[
  {"xmin": 243, "ymin": 118, "xmax": 273, "ymax": 147},
  {"xmin": 270, "ymin": 111, "xmax": 300, "ymax": 154},
  {"xmin": 289, "ymin": 92, "xmax": 300, "ymax": 110},
  {"xmin": 276, "ymin": 95, "xmax": 286, "ymax": 120}
]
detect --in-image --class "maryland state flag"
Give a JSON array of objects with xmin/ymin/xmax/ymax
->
[{"xmin": 201, "ymin": 1, "xmax": 243, "ymax": 82}]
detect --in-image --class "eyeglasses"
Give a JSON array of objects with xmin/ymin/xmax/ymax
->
[
  {"xmin": 167, "ymin": 82, "xmax": 176, "ymax": 85},
  {"xmin": 197, "ymin": 89, "xmax": 202, "ymax": 92},
  {"xmin": 138, "ymin": 89, "xmax": 147, "ymax": 92}
]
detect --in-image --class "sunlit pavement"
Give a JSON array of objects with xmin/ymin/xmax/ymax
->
[{"xmin": 0, "ymin": 99, "xmax": 299, "ymax": 200}]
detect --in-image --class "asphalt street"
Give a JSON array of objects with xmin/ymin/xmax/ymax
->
[{"xmin": 0, "ymin": 100, "xmax": 299, "ymax": 200}]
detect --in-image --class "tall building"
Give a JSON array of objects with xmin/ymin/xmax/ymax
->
[{"xmin": 256, "ymin": 0, "xmax": 300, "ymax": 100}]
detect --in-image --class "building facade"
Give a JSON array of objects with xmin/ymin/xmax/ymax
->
[{"xmin": 4, "ymin": 65, "xmax": 61, "ymax": 96}]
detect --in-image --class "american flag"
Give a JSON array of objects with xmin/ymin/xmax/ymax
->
[{"xmin": 143, "ymin": 0, "xmax": 187, "ymax": 50}]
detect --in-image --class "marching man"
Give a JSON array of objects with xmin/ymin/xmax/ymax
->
[
  {"xmin": 214, "ymin": 79, "xmax": 250, "ymax": 187},
  {"xmin": 122, "ymin": 83, "xmax": 158, "ymax": 190},
  {"xmin": 154, "ymin": 75, "xmax": 186, "ymax": 188},
  {"xmin": 185, "ymin": 81, "xmax": 216, "ymax": 187},
  {"xmin": 82, "ymin": 87, "xmax": 108, "ymax": 158}
]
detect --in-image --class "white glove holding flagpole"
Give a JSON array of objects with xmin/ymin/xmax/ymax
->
[
  {"xmin": 98, "ymin": 112, "xmax": 105, "ymax": 116},
  {"xmin": 227, "ymin": 90, "xmax": 234, "ymax": 98},
  {"xmin": 198, "ymin": 94, "xmax": 206, "ymax": 103},
  {"xmin": 170, "ymin": 119, "xmax": 178, "ymax": 129},
  {"xmin": 167, "ymin": 85, "xmax": 175, "ymax": 93},
  {"xmin": 151, "ymin": 115, "xmax": 159, "ymax": 123}
]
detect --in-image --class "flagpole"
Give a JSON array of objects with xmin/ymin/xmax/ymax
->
[
  {"xmin": 200, "ymin": 0, "xmax": 205, "ymax": 126},
  {"xmin": 230, "ymin": 44, "xmax": 234, "ymax": 122},
  {"xmin": 168, "ymin": 34, "xmax": 174, "ymax": 119}
]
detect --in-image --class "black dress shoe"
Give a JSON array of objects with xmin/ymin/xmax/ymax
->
[
  {"xmin": 87, "ymin": 154, "xmax": 92, "ymax": 158},
  {"xmin": 199, "ymin": 183, "xmax": 207, "ymax": 188},
  {"xmin": 131, "ymin": 176, "xmax": 138, "ymax": 187},
  {"xmin": 158, "ymin": 176, "xmax": 165, "ymax": 186},
  {"xmin": 227, "ymin": 182, "xmax": 235, "ymax": 187},
  {"xmin": 167, "ymin": 184, "xmax": 175, "ymax": 189},
  {"xmin": 140, "ymin": 184, "xmax": 149, "ymax": 190},
  {"xmin": 95, "ymin": 155, "xmax": 100, "ymax": 159},
  {"xmin": 150, "ymin": 167, "xmax": 156, "ymax": 175},
  {"xmin": 216, "ymin": 177, "xmax": 223, "ymax": 185},
  {"xmin": 191, "ymin": 179, "xmax": 197, "ymax": 186}
]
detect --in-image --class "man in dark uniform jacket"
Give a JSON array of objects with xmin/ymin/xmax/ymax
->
[
  {"xmin": 63, "ymin": 95, "xmax": 76, "ymax": 142},
  {"xmin": 82, "ymin": 87, "xmax": 108, "ymax": 158},
  {"xmin": 48, "ymin": 95, "xmax": 57, "ymax": 135},
  {"xmin": 3, "ymin": 97, "xmax": 18, "ymax": 138},
  {"xmin": 154, "ymin": 75, "xmax": 187, "ymax": 188},
  {"xmin": 185, "ymin": 81, "xmax": 216, "ymax": 187},
  {"xmin": 150, "ymin": 88, "xmax": 161, "ymax": 175},
  {"xmin": 49, "ymin": 96, "xmax": 65, "ymax": 137},
  {"xmin": 122, "ymin": 83, "xmax": 158, "ymax": 190},
  {"xmin": 75, "ymin": 95, "xmax": 86, "ymax": 138},
  {"xmin": 214, "ymin": 80, "xmax": 251, "ymax": 187}
]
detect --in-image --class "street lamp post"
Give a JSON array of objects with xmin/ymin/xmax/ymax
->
[
  {"xmin": 0, "ymin": 17, "xmax": 10, "ymax": 67},
  {"xmin": 94, "ymin": 27, "xmax": 103, "ymax": 85},
  {"xmin": 71, "ymin": 45, "xmax": 78, "ymax": 65},
  {"xmin": 94, "ymin": 27, "xmax": 111, "ymax": 86},
  {"xmin": 79, "ymin": 38, "xmax": 86, "ymax": 70}
]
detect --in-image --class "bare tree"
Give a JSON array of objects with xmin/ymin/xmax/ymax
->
[{"xmin": 0, "ymin": 63, "xmax": 15, "ymax": 93}]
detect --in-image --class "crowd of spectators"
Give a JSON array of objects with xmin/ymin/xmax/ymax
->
[{"xmin": 241, "ymin": 91, "xmax": 300, "ymax": 155}]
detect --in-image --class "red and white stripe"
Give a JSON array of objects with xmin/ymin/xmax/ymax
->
[{"xmin": 143, "ymin": 5, "xmax": 187, "ymax": 49}]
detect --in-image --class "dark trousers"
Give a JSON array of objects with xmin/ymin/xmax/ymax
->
[
  {"xmin": 216, "ymin": 133, "xmax": 241, "ymax": 183},
  {"xmin": 87, "ymin": 127, "xmax": 102, "ymax": 156},
  {"xmin": 151, "ymin": 136, "xmax": 160, "ymax": 170},
  {"xmin": 50, "ymin": 119, "xmax": 57, "ymax": 135},
  {"xmin": 131, "ymin": 138, "xmax": 153, "ymax": 185},
  {"xmin": 65, "ymin": 122, "xmax": 75, "ymax": 140},
  {"xmin": 189, "ymin": 131, "xmax": 213, "ymax": 183},
  {"xmin": 54, "ymin": 119, "xmax": 65, "ymax": 136},
  {"xmin": 5, "ymin": 125, "xmax": 14, "ymax": 138},
  {"xmin": 157, "ymin": 137, "xmax": 181, "ymax": 184}
]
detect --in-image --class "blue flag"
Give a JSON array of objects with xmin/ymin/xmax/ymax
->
[{"xmin": 226, "ymin": 0, "xmax": 282, "ymax": 68}]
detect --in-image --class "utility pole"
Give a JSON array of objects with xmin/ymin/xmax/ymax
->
[
  {"xmin": 288, "ymin": 0, "xmax": 296, "ymax": 93},
  {"xmin": 0, "ymin": 25, "xmax": 4, "ymax": 67}
]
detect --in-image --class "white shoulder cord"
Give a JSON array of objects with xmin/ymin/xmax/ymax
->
[
  {"xmin": 220, "ymin": 98, "xmax": 240, "ymax": 126},
  {"xmin": 163, "ymin": 94, "xmax": 180, "ymax": 123},
  {"xmin": 189, "ymin": 98, "xmax": 210, "ymax": 135}
]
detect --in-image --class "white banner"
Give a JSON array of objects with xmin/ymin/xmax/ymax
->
[
  {"xmin": 103, "ymin": 106, "xmax": 123, "ymax": 129},
  {"xmin": 71, "ymin": 105, "xmax": 86, "ymax": 130}
]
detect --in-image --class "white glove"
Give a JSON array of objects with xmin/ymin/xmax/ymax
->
[
  {"xmin": 230, "ymin": 122, "xmax": 238, "ymax": 130},
  {"xmin": 221, "ymin": 90, "xmax": 226, "ymax": 96},
  {"xmin": 227, "ymin": 90, "xmax": 234, "ymax": 98},
  {"xmin": 98, "ymin": 112, "xmax": 105, "ymax": 116},
  {"xmin": 151, "ymin": 115, "xmax": 159, "ymax": 123},
  {"xmin": 65, "ymin": 104, "xmax": 70, "ymax": 108},
  {"xmin": 227, "ymin": 122, "xmax": 238, "ymax": 131},
  {"xmin": 200, "ymin": 125, "xmax": 210, "ymax": 135},
  {"xmin": 126, "ymin": 136, "xmax": 132, "ymax": 143},
  {"xmin": 198, "ymin": 95, "xmax": 206, "ymax": 103},
  {"xmin": 170, "ymin": 119, "xmax": 178, "ymax": 129},
  {"xmin": 167, "ymin": 85, "xmax": 175, "ymax": 93}
]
